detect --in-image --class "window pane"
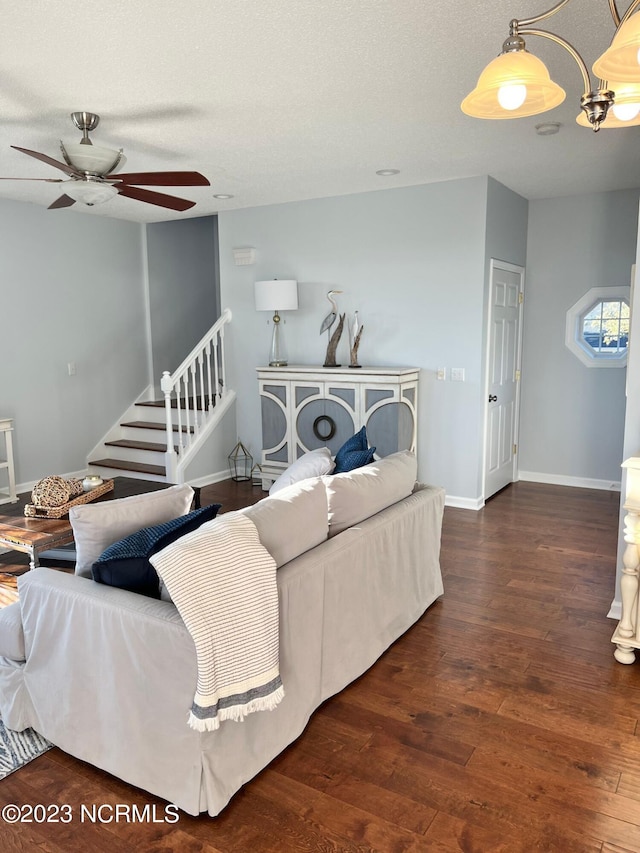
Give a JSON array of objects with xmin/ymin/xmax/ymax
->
[{"xmin": 583, "ymin": 305, "xmax": 602, "ymax": 321}]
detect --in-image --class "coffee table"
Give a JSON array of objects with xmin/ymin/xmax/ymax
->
[
  {"xmin": 0, "ymin": 477, "xmax": 180, "ymax": 571},
  {"xmin": 0, "ymin": 515, "xmax": 75, "ymax": 571}
]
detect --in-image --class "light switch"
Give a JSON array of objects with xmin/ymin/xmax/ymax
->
[
  {"xmin": 67, "ymin": 362, "xmax": 76, "ymax": 376},
  {"xmin": 437, "ymin": 367, "xmax": 446, "ymax": 381}
]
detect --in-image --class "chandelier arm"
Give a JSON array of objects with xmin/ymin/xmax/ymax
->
[
  {"xmin": 518, "ymin": 27, "xmax": 591, "ymax": 94},
  {"xmin": 609, "ymin": 0, "xmax": 622, "ymax": 27},
  {"xmin": 515, "ymin": 0, "xmax": 573, "ymax": 29},
  {"xmin": 619, "ymin": 0, "xmax": 640, "ymax": 27}
]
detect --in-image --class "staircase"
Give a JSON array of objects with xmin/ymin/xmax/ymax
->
[{"xmin": 88, "ymin": 309, "xmax": 235, "ymax": 484}]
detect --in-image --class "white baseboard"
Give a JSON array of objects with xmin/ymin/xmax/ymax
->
[
  {"xmin": 608, "ymin": 599, "xmax": 621, "ymax": 621},
  {"xmin": 187, "ymin": 470, "xmax": 236, "ymax": 489},
  {"xmin": 518, "ymin": 471, "xmax": 621, "ymax": 492},
  {"xmin": 445, "ymin": 495, "xmax": 484, "ymax": 511}
]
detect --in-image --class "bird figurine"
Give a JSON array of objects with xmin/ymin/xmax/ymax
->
[
  {"xmin": 320, "ymin": 290, "xmax": 345, "ymax": 368},
  {"xmin": 320, "ymin": 290, "xmax": 343, "ymax": 337}
]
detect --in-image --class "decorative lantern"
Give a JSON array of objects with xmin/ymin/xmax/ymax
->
[
  {"xmin": 251, "ymin": 463, "xmax": 263, "ymax": 487},
  {"xmin": 228, "ymin": 441, "xmax": 253, "ymax": 482}
]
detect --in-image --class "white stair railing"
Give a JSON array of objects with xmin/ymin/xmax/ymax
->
[{"xmin": 160, "ymin": 308, "xmax": 232, "ymax": 482}]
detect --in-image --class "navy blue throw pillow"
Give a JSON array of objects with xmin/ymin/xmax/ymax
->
[
  {"xmin": 92, "ymin": 503, "xmax": 221, "ymax": 598},
  {"xmin": 334, "ymin": 446, "xmax": 376, "ymax": 473},
  {"xmin": 334, "ymin": 426, "xmax": 376, "ymax": 474}
]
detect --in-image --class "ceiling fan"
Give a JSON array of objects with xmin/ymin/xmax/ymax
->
[{"xmin": 1, "ymin": 111, "xmax": 210, "ymax": 211}]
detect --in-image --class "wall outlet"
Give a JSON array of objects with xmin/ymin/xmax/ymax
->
[
  {"xmin": 436, "ymin": 367, "xmax": 446, "ymax": 381},
  {"xmin": 451, "ymin": 367, "xmax": 465, "ymax": 382}
]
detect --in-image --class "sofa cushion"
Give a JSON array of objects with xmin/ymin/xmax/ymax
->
[
  {"xmin": 324, "ymin": 450, "xmax": 418, "ymax": 537},
  {"xmin": 70, "ymin": 484, "xmax": 195, "ymax": 578},
  {"xmin": 92, "ymin": 503, "xmax": 221, "ymax": 598},
  {"xmin": 333, "ymin": 426, "xmax": 376, "ymax": 474},
  {"xmin": 269, "ymin": 447, "xmax": 334, "ymax": 495},
  {"xmin": 0, "ymin": 601, "xmax": 25, "ymax": 661},
  {"xmin": 242, "ymin": 477, "xmax": 329, "ymax": 567}
]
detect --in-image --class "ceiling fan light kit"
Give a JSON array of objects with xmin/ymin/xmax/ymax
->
[
  {"xmin": 462, "ymin": 0, "xmax": 640, "ymax": 132},
  {"xmin": 60, "ymin": 142, "xmax": 124, "ymax": 177},
  {"xmin": 62, "ymin": 180, "xmax": 119, "ymax": 206},
  {"xmin": 4, "ymin": 111, "xmax": 210, "ymax": 212}
]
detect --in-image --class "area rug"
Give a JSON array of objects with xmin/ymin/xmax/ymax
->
[{"xmin": 0, "ymin": 716, "xmax": 51, "ymax": 780}]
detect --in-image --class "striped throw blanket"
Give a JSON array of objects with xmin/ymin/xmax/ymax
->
[{"xmin": 150, "ymin": 511, "xmax": 284, "ymax": 731}]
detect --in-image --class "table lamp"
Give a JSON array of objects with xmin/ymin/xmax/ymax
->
[{"xmin": 254, "ymin": 279, "xmax": 298, "ymax": 366}]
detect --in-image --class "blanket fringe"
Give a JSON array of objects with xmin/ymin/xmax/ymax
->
[{"xmin": 188, "ymin": 685, "xmax": 285, "ymax": 732}]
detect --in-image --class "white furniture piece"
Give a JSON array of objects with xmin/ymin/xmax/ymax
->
[
  {"xmin": 257, "ymin": 365, "xmax": 419, "ymax": 488},
  {"xmin": 612, "ymin": 455, "xmax": 640, "ymax": 663},
  {"xmin": 0, "ymin": 418, "xmax": 17, "ymax": 505}
]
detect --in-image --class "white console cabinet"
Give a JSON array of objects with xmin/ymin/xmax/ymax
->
[
  {"xmin": 257, "ymin": 365, "xmax": 419, "ymax": 488},
  {"xmin": 0, "ymin": 418, "xmax": 17, "ymax": 505}
]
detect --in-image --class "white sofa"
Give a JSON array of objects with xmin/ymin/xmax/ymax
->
[{"xmin": 0, "ymin": 451, "xmax": 445, "ymax": 816}]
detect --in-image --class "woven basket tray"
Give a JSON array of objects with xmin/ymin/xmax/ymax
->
[{"xmin": 24, "ymin": 479, "xmax": 114, "ymax": 518}]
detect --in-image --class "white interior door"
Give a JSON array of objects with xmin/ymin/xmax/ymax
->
[{"xmin": 484, "ymin": 260, "xmax": 525, "ymax": 500}]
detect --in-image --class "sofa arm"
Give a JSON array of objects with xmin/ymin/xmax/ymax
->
[{"xmin": 0, "ymin": 601, "xmax": 25, "ymax": 661}]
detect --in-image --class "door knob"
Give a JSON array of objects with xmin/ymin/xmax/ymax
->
[{"xmin": 488, "ymin": 394, "xmax": 497, "ymax": 402}]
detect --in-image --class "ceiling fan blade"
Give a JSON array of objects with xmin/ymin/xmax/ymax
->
[
  {"xmin": 0, "ymin": 177, "xmax": 64, "ymax": 182},
  {"xmin": 11, "ymin": 146, "xmax": 80, "ymax": 178},
  {"xmin": 117, "ymin": 184, "xmax": 196, "ymax": 211},
  {"xmin": 110, "ymin": 171, "xmax": 210, "ymax": 187},
  {"xmin": 48, "ymin": 194, "xmax": 76, "ymax": 210}
]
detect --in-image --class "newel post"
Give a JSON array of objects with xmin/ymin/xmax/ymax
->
[{"xmin": 161, "ymin": 370, "xmax": 178, "ymax": 483}]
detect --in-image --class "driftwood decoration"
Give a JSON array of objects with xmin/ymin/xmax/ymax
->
[{"xmin": 324, "ymin": 313, "xmax": 345, "ymax": 367}]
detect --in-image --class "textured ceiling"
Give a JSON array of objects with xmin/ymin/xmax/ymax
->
[{"xmin": 1, "ymin": 0, "xmax": 639, "ymax": 223}]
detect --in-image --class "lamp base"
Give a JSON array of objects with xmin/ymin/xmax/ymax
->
[{"xmin": 269, "ymin": 312, "xmax": 288, "ymax": 367}]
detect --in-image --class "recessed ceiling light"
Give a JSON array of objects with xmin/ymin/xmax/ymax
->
[
  {"xmin": 376, "ymin": 169, "xmax": 400, "ymax": 176},
  {"xmin": 535, "ymin": 122, "xmax": 561, "ymax": 136},
  {"xmin": 213, "ymin": 193, "xmax": 234, "ymax": 199}
]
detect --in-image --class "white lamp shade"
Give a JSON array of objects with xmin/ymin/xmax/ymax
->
[{"xmin": 255, "ymin": 279, "xmax": 298, "ymax": 311}]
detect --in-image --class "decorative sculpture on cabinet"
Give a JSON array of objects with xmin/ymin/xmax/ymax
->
[{"xmin": 320, "ymin": 290, "xmax": 345, "ymax": 368}]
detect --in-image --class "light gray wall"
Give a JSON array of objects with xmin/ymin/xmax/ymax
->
[
  {"xmin": 1, "ymin": 198, "xmax": 146, "ymax": 485},
  {"xmin": 485, "ymin": 177, "xmax": 528, "ymax": 269},
  {"xmin": 218, "ymin": 177, "xmax": 527, "ymax": 502},
  {"xmin": 519, "ymin": 189, "xmax": 639, "ymax": 484},
  {"xmin": 146, "ymin": 216, "xmax": 220, "ymax": 387}
]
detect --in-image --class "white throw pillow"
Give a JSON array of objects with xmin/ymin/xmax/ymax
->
[
  {"xmin": 323, "ymin": 450, "xmax": 417, "ymax": 537},
  {"xmin": 269, "ymin": 447, "xmax": 334, "ymax": 495},
  {"xmin": 70, "ymin": 483, "xmax": 195, "ymax": 578}
]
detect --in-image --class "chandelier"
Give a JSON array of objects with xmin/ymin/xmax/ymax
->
[{"xmin": 461, "ymin": 0, "xmax": 640, "ymax": 130}]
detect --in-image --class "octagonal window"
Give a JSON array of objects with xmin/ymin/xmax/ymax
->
[
  {"xmin": 581, "ymin": 298, "xmax": 629, "ymax": 355},
  {"xmin": 565, "ymin": 286, "xmax": 631, "ymax": 368}
]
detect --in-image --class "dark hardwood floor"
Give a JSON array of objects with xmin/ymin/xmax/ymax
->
[{"xmin": 2, "ymin": 479, "xmax": 638, "ymax": 852}]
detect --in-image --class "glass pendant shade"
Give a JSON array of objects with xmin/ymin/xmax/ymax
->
[
  {"xmin": 593, "ymin": 13, "xmax": 640, "ymax": 83},
  {"xmin": 576, "ymin": 80, "xmax": 640, "ymax": 127},
  {"xmin": 63, "ymin": 180, "xmax": 119, "ymax": 205},
  {"xmin": 461, "ymin": 50, "xmax": 566, "ymax": 118},
  {"xmin": 62, "ymin": 142, "xmax": 124, "ymax": 176}
]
